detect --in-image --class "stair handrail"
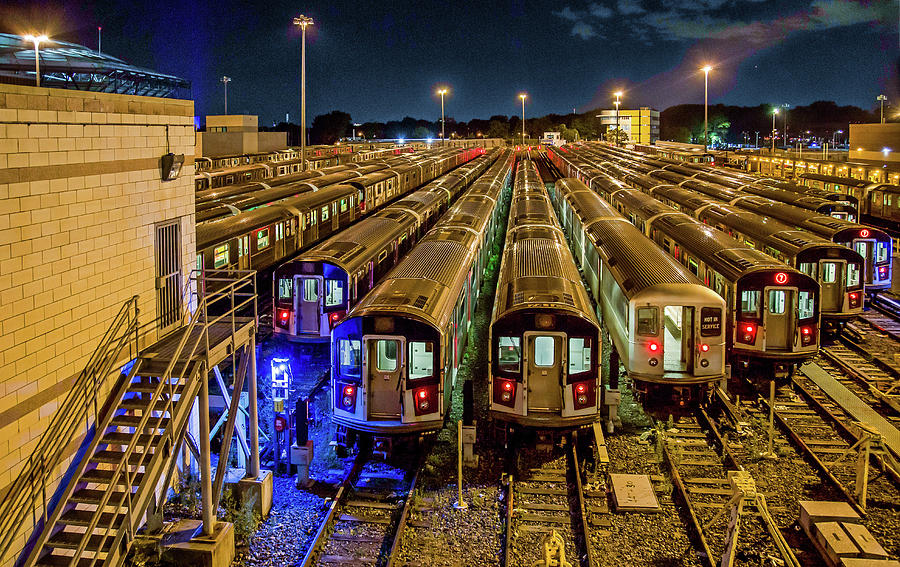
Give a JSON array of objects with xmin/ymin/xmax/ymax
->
[
  {"xmin": 0, "ymin": 296, "xmax": 140, "ymax": 564},
  {"xmin": 66, "ymin": 269, "xmax": 256, "ymax": 566}
]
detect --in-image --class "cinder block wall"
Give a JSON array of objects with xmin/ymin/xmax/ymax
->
[{"xmin": 0, "ymin": 83, "xmax": 196, "ymax": 564}]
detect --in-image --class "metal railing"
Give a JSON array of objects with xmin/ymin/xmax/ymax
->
[{"xmin": 0, "ymin": 296, "xmax": 140, "ymax": 564}]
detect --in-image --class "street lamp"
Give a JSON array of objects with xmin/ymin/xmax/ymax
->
[
  {"xmin": 437, "ymin": 88, "xmax": 448, "ymax": 147},
  {"xmin": 701, "ymin": 66, "xmax": 712, "ymax": 152},
  {"xmin": 833, "ymin": 130, "xmax": 843, "ymax": 146},
  {"xmin": 614, "ymin": 91, "xmax": 623, "ymax": 147},
  {"xmin": 781, "ymin": 103, "xmax": 789, "ymax": 147},
  {"xmin": 519, "ymin": 93, "xmax": 527, "ymax": 146},
  {"xmin": 293, "ymin": 14, "xmax": 314, "ymax": 171},
  {"xmin": 772, "ymin": 108, "xmax": 778, "ymax": 153},
  {"xmin": 877, "ymin": 95, "xmax": 887, "ymax": 124},
  {"xmin": 22, "ymin": 34, "xmax": 49, "ymax": 87},
  {"xmin": 221, "ymin": 76, "xmax": 231, "ymax": 115}
]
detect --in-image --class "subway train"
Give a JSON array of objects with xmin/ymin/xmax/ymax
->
[
  {"xmin": 488, "ymin": 157, "xmax": 603, "ymax": 429},
  {"xmin": 798, "ymin": 173, "xmax": 900, "ymax": 225},
  {"xmin": 330, "ymin": 151, "xmax": 513, "ymax": 443},
  {"xmin": 561, "ymin": 148, "xmax": 865, "ymax": 323},
  {"xmin": 549, "ymin": 177, "xmax": 726, "ymax": 402},
  {"xmin": 195, "ymin": 147, "xmax": 484, "ymax": 274},
  {"xmin": 272, "ymin": 150, "xmax": 499, "ymax": 339},
  {"xmin": 576, "ymin": 144, "xmax": 893, "ymax": 294},
  {"xmin": 549, "ymin": 149, "xmax": 821, "ymax": 378}
]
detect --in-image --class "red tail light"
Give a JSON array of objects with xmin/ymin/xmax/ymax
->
[
  {"xmin": 413, "ymin": 385, "xmax": 439, "ymax": 416},
  {"xmin": 801, "ymin": 325, "xmax": 816, "ymax": 346},
  {"xmin": 494, "ymin": 379, "xmax": 516, "ymax": 408},
  {"xmin": 849, "ymin": 292, "xmax": 861, "ymax": 308},
  {"xmin": 738, "ymin": 322, "xmax": 758, "ymax": 345},
  {"xmin": 648, "ymin": 341, "xmax": 660, "ymax": 352},
  {"xmin": 337, "ymin": 383, "xmax": 357, "ymax": 411},
  {"xmin": 275, "ymin": 309, "xmax": 291, "ymax": 330},
  {"xmin": 700, "ymin": 343, "xmax": 709, "ymax": 352},
  {"xmin": 572, "ymin": 380, "xmax": 595, "ymax": 410}
]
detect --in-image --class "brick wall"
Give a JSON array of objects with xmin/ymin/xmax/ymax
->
[{"xmin": 0, "ymin": 84, "xmax": 195, "ymax": 564}]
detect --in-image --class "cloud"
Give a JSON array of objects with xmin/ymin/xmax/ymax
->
[
  {"xmin": 554, "ymin": 6, "xmax": 581, "ymax": 21},
  {"xmin": 589, "ymin": 3, "xmax": 614, "ymax": 18},
  {"xmin": 570, "ymin": 21, "xmax": 598, "ymax": 39},
  {"xmin": 617, "ymin": 0, "xmax": 645, "ymax": 15}
]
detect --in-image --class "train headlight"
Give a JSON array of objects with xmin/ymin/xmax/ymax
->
[
  {"xmin": 700, "ymin": 359, "xmax": 709, "ymax": 368},
  {"xmin": 648, "ymin": 358, "xmax": 659, "ymax": 367}
]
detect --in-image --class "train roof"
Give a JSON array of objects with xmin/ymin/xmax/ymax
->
[
  {"xmin": 797, "ymin": 172, "xmax": 872, "ymax": 187},
  {"xmin": 299, "ymin": 213, "xmax": 416, "ymax": 273}
]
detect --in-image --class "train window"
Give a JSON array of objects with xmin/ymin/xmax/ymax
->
[
  {"xmin": 196, "ymin": 253, "xmax": 203, "ymax": 271},
  {"xmin": 798, "ymin": 262, "xmax": 815, "ymax": 277},
  {"xmin": 276, "ymin": 223, "xmax": 283, "ymax": 241},
  {"xmin": 768, "ymin": 290, "xmax": 786, "ymax": 314},
  {"xmin": 278, "ymin": 278, "xmax": 292, "ymax": 300},
  {"xmin": 846, "ymin": 263, "xmax": 860, "ymax": 287},
  {"xmin": 340, "ymin": 198, "xmax": 349, "ymax": 213},
  {"xmin": 498, "ymin": 337, "xmax": 521, "ymax": 372},
  {"xmin": 876, "ymin": 242, "xmax": 889, "ymax": 263},
  {"xmin": 321, "ymin": 206, "xmax": 329, "ymax": 222},
  {"xmin": 214, "ymin": 244, "xmax": 228, "ymax": 269},
  {"xmin": 257, "ymin": 229, "xmax": 269, "ymax": 250},
  {"xmin": 822, "ymin": 262, "xmax": 837, "ymax": 283},
  {"xmin": 408, "ymin": 342, "xmax": 434, "ymax": 379},
  {"xmin": 568, "ymin": 338, "xmax": 591, "ymax": 375},
  {"xmin": 312, "ymin": 211, "xmax": 317, "ymax": 225},
  {"xmin": 636, "ymin": 307, "xmax": 659, "ymax": 336},
  {"xmin": 533, "ymin": 336, "xmax": 555, "ymax": 367},
  {"xmin": 687, "ymin": 259, "xmax": 699, "ymax": 276},
  {"xmin": 375, "ymin": 340, "xmax": 399, "ymax": 372},
  {"xmin": 325, "ymin": 279, "xmax": 344, "ymax": 307},
  {"xmin": 798, "ymin": 291, "xmax": 815, "ymax": 320},
  {"xmin": 338, "ymin": 339, "xmax": 361, "ymax": 378},
  {"xmin": 303, "ymin": 279, "xmax": 319, "ymax": 302},
  {"xmin": 740, "ymin": 290, "xmax": 760, "ymax": 316}
]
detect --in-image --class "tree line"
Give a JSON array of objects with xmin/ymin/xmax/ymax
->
[{"xmin": 259, "ymin": 100, "xmax": 885, "ymax": 146}]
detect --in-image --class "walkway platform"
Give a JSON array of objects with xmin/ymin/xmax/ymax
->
[
  {"xmin": 140, "ymin": 317, "xmax": 256, "ymax": 375},
  {"xmin": 800, "ymin": 361, "xmax": 900, "ymax": 458}
]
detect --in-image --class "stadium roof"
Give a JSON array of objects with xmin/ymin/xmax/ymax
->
[{"xmin": 0, "ymin": 33, "xmax": 190, "ymax": 99}]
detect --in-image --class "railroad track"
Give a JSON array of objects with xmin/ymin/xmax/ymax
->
[
  {"xmin": 663, "ymin": 404, "xmax": 802, "ymax": 567},
  {"xmin": 504, "ymin": 434, "xmax": 593, "ymax": 567},
  {"xmin": 818, "ymin": 345, "xmax": 900, "ymax": 422},
  {"xmin": 300, "ymin": 451, "xmax": 422, "ymax": 567}
]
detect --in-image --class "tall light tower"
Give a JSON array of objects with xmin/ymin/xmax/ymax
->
[
  {"xmin": 613, "ymin": 91, "xmax": 623, "ymax": 147},
  {"xmin": 437, "ymin": 88, "xmax": 448, "ymax": 146},
  {"xmin": 519, "ymin": 93, "xmax": 527, "ymax": 146},
  {"xmin": 772, "ymin": 108, "xmax": 778, "ymax": 153},
  {"xmin": 221, "ymin": 76, "xmax": 231, "ymax": 115},
  {"xmin": 23, "ymin": 34, "xmax": 49, "ymax": 87},
  {"xmin": 877, "ymin": 94, "xmax": 887, "ymax": 124},
  {"xmin": 781, "ymin": 103, "xmax": 790, "ymax": 147},
  {"xmin": 97, "ymin": 27, "xmax": 102, "ymax": 54},
  {"xmin": 701, "ymin": 66, "xmax": 712, "ymax": 152},
  {"xmin": 293, "ymin": 14, "xmax": 314, "ymax": 171}
]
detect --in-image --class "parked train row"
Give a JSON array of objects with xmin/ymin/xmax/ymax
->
[
  {"xmin": 798, "ymin": 172, "xmax": 900, "ymax": 225},
  {"xmin": 194, "ymin": 141, "xmax": 412, "ymax": 174},
  {"xmin": 549, "ymin": 147, "xmax": 822, "ymax": 378},
  {"xmin": 577, "ymin": 143, "xmax": 893, "ymax": 294},
  {"xmin": 330, "ymin": 151, "xmax": 514, "ymax": 440},
  {"xmin": 195, "ymin": 147, "xmax": 485, "ymax": 275},
  {"xmin": 272, "ymin": 150, "xmax": 501, "ymax": 339}
]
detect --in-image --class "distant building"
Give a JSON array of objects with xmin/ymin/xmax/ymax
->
[
  {"xmin": 597, "ymin": 107, "xmax": 660, "ymax": 144},
  {"xmin": 197, "ymin": 115, "xmax": 287, "ymax": 157},
  {"xmin": 849, "ymin": 122, "xmax": 899, "ymax": 164},
  {"xmin": 542, "ymin": 131, "xmax": 564, "ymax": 146}
]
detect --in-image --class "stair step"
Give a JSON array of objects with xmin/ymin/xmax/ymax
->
[
  {"xmin": 36, "ymin": 552, "xmax": 101, "ymax": 567},
  {"xmin": 59, "ymin": 508, "xmax": 125, "ymax": 528},
  {"xmin": 91, "ymin": 449, "xmax": 152, "ymax": 467},
  {"xmin": 137, "ymin": 359, "xmax": 199, "ymax": 378},
  {"xmin": 47, "ymin": 530, "xmax": 114, "ymax": 552},
  {"xmin": 70, "ymin": 488, "xmax": 131, "ymax": 506},
  {"xmin": 129, "ymin": 379, "xmax": 186, "ymax": 394},
  {"xmin": 110, "ymin": 414, "xmax": 170, "ymax": 430},
  {"xmin": 101, "ymin": 432, "xmax": 160, "ymax": 447},
  {"xmin": 120, "ymin": 397, "xmax": 175, "ymax": 412},
  {"xmin": 81, "ymin": 468, "xmax": 144, "ymax": 487}
]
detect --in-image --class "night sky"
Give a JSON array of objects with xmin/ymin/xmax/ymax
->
[{"xmin": 3, "ymin": 0, "xmax": 897, "ymax": 125}]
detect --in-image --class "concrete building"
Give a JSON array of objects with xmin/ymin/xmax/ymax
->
[
  {"xmin": 197, "ymin": 115, "xmax": 287, "ymax": 157},
  {"xmin": 0, "ymin": 82, "xmax": 196, "ymax": 565},
  {"xmin": 597, "ymin": 107, "xmax": 660, "ymax": 144},
  {"xmin": 849, "ymin": 122, "xmax": 900, "ymax": 164}
]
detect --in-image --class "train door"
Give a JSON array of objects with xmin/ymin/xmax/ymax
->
[
  {"xmin": 763, "ymin": 287, "xmax": 795, "ymax": 350},
  {"xmin": 294, "ymin": 275, "xmax": 323, "ymax": 334},
  {"xmin": 663, "ymin": 306, "xmax": 694, "ymax": 372},
  {"xmin": 364, "ymin": 335, "xmax": 404, "ymax": 419},
  {"xmin": 853, "ymin": 239, "xmax": 875, "ymax": 283},
  {"xmin": 238, "ymin": 236, "xmax": 250, "ymax": 270},
  {"xmin": 523, "ymin": 332, "xmax": 565, "ymax": 413},
  {"xmin": 818, "ymin": 260, "xmax": 845, "ymax": 312}
]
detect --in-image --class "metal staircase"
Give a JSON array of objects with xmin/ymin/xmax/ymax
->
[{"xmin": 0, "ymin": 270, "xmax": 257, "ymax": 567}]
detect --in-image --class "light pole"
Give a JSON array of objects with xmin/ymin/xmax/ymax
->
[
  {"xmin": 221, "ymin": 76, "xmax": 231, "ymax": 115},
  {"xmin": 614, "ymin": 91, "xmax": 622, "ymax": 147},
  {"xmin": 702, "ymin": 66, "xmax": 712, "ymax": 151},
  {"xmin": 519, "ymin": 93, "xmax": 527, "ymax": 146},
  {"xmin": 437, "ymin": 88, "xmax": 448, "ymax": 147},
  {"xmin": 293, "ymin": 14, "xmax": 314, "ymax": 171},
  {"xmin": 781, "ymin": 104, "xmax": 789, "ymax": 147},
  {"xmin": 772, "ymin": 108, "xmax": 778, "ymax": 153},
  {"xmin": 833, "ymin": 130, "xmax": 843, "ymax": 146},
  {"xmin": 877, "ymin": 95, "xmax": 887, "ymax": 124},
  {"xmin": 23, "ymin": 34, "xmax": 48, "ymax": 87},
  {"xmin": 97, "ymin": 27, "xmax": 102, "ymax": 54}
]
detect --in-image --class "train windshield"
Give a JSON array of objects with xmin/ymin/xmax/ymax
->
[
  {"xmin": 338, "ymin": 339, "xmax": 362, "ymax": 378},
  {"xmin": 876, "ymin": 242, "xmax": 890, "ymax": 263},
  {"xmin": 740, "ymin": 290, "xmax": 760, "ymax": 318},
  {"xmin": 798, "ymin": 291, "xmax": 815, "ymax": 320},
  {"xmin": 846, "ymin": 264, "xmax": 861, "ymax": 287},
  {"xmin": 408, "ymin": 342, "xmax": 434, "ymax": 380},
  {"xmin": 278, "ymin": 278, "xmax": 292, "ymax": 302},
  {"xmin": 325, "ymin": 279, "xmax": 344, "ymax": 307},
  {"xmin": 636, "ymin": 307, "xmax": 659, "ymax": 336},
  {"xmin": 498, "ymin": 337, "xmax": 521, "ymax": 372},
  {"xmin": 568, "ymin": 337, "xmax": 592, "ymax": 376}
]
